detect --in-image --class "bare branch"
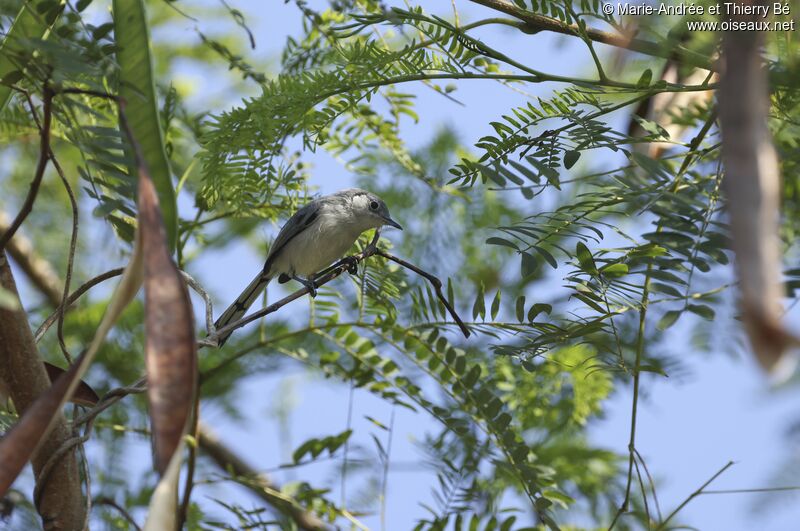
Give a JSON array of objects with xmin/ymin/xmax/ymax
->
[
  {"xmin": 376, "ymin": 250, "xmax": 470, "ymax": 338},
  {"xmin": 34, "ymin": 268, "xmax": 125, "ymax": 343},
  {"xmin": 93, "ymin": 496, "xmax": 142, "ymax": 531},
  {"xmin": 0, "ymin": 211, "xmax": 62, "ymax": 307},
  {"xmin": 468, "ymin": 0, "xmax": 714, "ymax": 70},
  {"xmin": 0, "ymin": 86, "xmax": 53, "ymax": 252},
  {"xmin": 197, "ymin": 422, "xmax": 329, "ymax": 531}
]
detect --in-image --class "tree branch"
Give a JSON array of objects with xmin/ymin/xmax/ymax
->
[
  {"xmin": 0, "ymin": 252, "xmax": 84, "ymax": 530},
  {"xmin": 0, "ymin": 211, "xmax": 62, "ymax": 307},
  {"xmin": 468, "ymin": 0, "xmax": 715, "ymax": 71},
  {"xmin": 196, "ymin": 422, "xmax": 328, "ymax": 531},
  {"xmin": 203, "ymin": 232, "xmax": 470, "ymax": 346},
  {"xmin": 0, "ymin": 86, "xmax": 53, "ymax": 252}
]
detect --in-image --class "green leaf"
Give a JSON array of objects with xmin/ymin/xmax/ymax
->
[
  {"xmin": 521, "ymin": 251, "xmax": 537, "ymax": 278},
  {"xmin": 0, "ymin": 0, "xmax": 64, "ymax": 112},
  {"xmin": 490, "ymin": 290, "xmax": 501, "ymax": 320},
  {"xmin": 463, "ymin": 365, "xmax": 481, "ymax": 387},
  {"xmin": 533, "ymin": 246, "xmax": 558, "ymax": 268},
  {"xmin": 657, "ymin": 310, "xmax": 681, "ymax": 330},
  {"xmin": 486, "ymin": 237, "xmax": 519, "ymax": 250},
  {"xmin": 575, "ymin": 242, "xmax": 597, "ymax": 274},
  {"xmin": 515, "ymin": 296, "xmax": 525, "ymax": 322},
  {"xmin": 600, "ymin": 263, "xmax": 628, "ymax": 278},
  {"xmin": 454, "ymin": 355, "xmax": 466, "ymax": 375},
  {"xmin": 563, "ymin": 150, "xmax": 580, "ymax": 169},
  {"xmin": 91, "ymin": 22, "xmax": 114, "ymax": 41},
  {"xmin": 527, "ymin": 303, "xmax": 552, "ymax": 321},
  {"xmin": 636, "ymin": 68, "xmax": 653, "ymax": 88},
  {"xmin": 535, "ymin": 497, "xmax": 553, "ymax": 511},
  {"xmin": 687, "ymin": 304, "xmax": 715, "ymax": 320},
  {"xmin": 292, "ymin": 430, "xmax": 352, "ymax": 462},
  {"xmin": 113, "ymin": 0, "xmax": 178, "ymax": 251},
  {"xmin": 541, "ymin": 489, "xmax": 575, "ymax": 509},
  {"xmin": 651, "ymin": 282, "xmax": 683, "ymax": 297},
  {"xmin": 472, "ymin": 282, "xmax": 485, "ymax": 320}
]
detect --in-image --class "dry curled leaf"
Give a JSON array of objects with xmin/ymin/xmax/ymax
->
[{"xmin": 43, "ymin": 361, "xmax": 100, "ymax": 407}]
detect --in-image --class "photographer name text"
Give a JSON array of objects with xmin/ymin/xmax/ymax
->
[{"xmin": 606, "ymin": 2, "xmax": 790, "ymax": 17}]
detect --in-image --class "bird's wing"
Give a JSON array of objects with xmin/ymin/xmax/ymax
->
[{"xmin": 263, "ymin": 199, "xmax": 321, "ymax": 273}]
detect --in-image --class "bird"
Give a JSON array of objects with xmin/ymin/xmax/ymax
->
[{"xmin": 212, "ymin": 188, "xmax": 402, "ymax": 346}]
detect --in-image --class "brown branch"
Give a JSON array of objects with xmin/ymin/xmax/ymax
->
[
  {"xmin": 0, "ymin": 211, "xmax": 62, "ymax": 307},
  {"xmin": 94, "ymin": 496, "xmax": 142, "ymax": 531},
  {"xmin": 0, "ymin": 252, "xmax": 84, "ymax": 530},
  {"xmin": 34, "ymin": 268, "xmax": 125, "ymax": 343},
  {"xmin": 18, "ymin": 89, "xmax": 81, "ymax": 363},
  {"xmin": 196, "ymin": 422, "xmax": 329, "ymax": 531},
  {"xmin": 468, "ymin": 0, "xmax": 715, "ymax": 71},
  {"xmin": 0, "ymin": 86, "xmax": 53, "ymax": 252}
]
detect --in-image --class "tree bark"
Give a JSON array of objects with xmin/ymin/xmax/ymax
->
[{"xmin": 0, "ymin": 251, "xmax": 85, "ymax": 530}]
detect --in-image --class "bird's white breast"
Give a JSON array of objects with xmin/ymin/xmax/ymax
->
[{"xmin": 269, "ymin": 206, "xmax": 363, "ymax": 278}]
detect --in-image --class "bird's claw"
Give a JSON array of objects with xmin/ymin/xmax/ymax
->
[
  {"xmin": 293, "ymin": 276, "xmax": 318, "ymax": 297},
  {"xmin": 339, "ymin": 255, "xmax": 359, "ymax": 275}
]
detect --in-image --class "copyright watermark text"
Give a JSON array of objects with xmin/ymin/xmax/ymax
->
[{"xmin": 602, "ymin": 2, "xmax": 796, "ymax": 31}]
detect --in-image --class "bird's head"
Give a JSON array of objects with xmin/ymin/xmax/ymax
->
[{"xmin": 347, "ymin": 189, "xmax": 403, "ymax": 231}]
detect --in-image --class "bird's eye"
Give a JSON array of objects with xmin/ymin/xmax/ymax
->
[{"xmin": 369, "ymin": 201, "xmax": 379, "ymax": 211}]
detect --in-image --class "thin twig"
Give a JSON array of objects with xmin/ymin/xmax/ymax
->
[
  {"xmin": 376, "ymin": 250, "xmax": 470, "ymax": 338},
  {"xmin": 380, "ymin": 407, "xmax": 395, "ymax": 531},
  {"xmin": 340, "ymin": 382, "xmax": 355, "ymax": 509},
  {"xmin": 20, "ymin": 90, "xmax": 82, "ymax": 364},
  {"xmin": 178, "ymin": 395, "xmax": 200, "ymax": 529},
  {"xmin": 71, "ymin": 377, "xmax": 147, "ymax": 428},
  {"xmin": 632, "ymin": 454, "xmax": 651, "ymax": 529},
  {"xmin": 180, "ymin": 270, "xmax": 215, "ymax": 334},
  {"xmin": 34, "ymin": 268, "xmax": 125, "ymax": 343},
  {"xmin": 656, "ymin": 461, "xmax": 735, "ymax": 530},
  {"xmin": 0, "ymin": 85, "xmax": 54, "ymax": 252},
  {"xmin": 701, "ymin": 486, "xmax": 800, "ymax": 495},
  {"xmin": 635, "ymin": 448, "xmax": 662, "ymax": 522},
  {"xmin": 468, "ymin": 0, "xmax": 714, "ymax": 70},
  {"xmin": 52, "ymin": 155, "xmax": 79, "ymax": 364},
  {"xmin": 93, "ymin": 496, "xmax": 142, "ymax": 531},
  {"xmin": 78, "ymin": 436, "xmax": 92, "ymax": 531},
  {"xmin": 197, "ymin": 422, "xmax": 328, "ymax": 530}
]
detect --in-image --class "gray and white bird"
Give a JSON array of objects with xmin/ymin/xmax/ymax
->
[{"xmin": 213, "ymin": 188, "xmax": 402, "ymax": 346}]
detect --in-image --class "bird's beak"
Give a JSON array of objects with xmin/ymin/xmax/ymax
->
[{"xmin": 382, "ymin": 216, "xmax": 403, "ymax": 230}]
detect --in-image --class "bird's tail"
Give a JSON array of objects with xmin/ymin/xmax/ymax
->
[{"xmin": 213, "ymin": 270, "xmax": 271, "ymax": 346}]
